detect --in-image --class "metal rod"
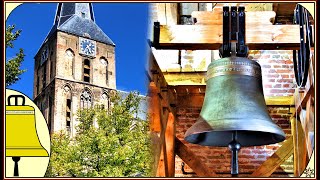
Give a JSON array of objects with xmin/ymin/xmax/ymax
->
[
  {"xmin": 12, "ymin": 157, "xmax": 20, "ymax": 177},
  {"xmin": 230, "ymin": 6, "xmax": 238, "ymax": 41},
  {"xmin": 236, "ymin": 6, "xmax": 248, "ymax": 57},
  {"xmin": 228, "ymin": 131, "xmax": 241, "ymax": 176}
]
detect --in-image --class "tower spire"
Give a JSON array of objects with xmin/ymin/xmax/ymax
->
[
  {"xmin": 54, "ymin": 3, "xmax": 95, "ymax": 26},
  {"xmin": 40, "ymin": 3, "xmax": 114, "ymax": 47}
]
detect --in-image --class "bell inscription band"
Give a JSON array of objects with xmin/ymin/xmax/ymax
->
[{"xmin": 6, "ymin": 95, "xmax": 49, "ymax": 176}]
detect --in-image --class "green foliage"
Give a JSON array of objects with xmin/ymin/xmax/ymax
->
[
  {"xmin": 6, "ymin": 25, "xmax": 26, "ymax": 86},
  {"xmin": 46, "ymin": 92, "xmax": 152, "ymax": 177}
]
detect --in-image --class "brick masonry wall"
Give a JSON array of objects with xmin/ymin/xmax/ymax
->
[
  {"xmin": 249, "ymin": 50, "xmax": 296, "ymax": 96},
  {"xmin": 174, "ymin": 50, "xmax": 296, "ymax": 177}
]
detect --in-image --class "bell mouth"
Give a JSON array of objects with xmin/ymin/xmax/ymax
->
[{"xmin": 184, "ymin": 116, "xmax": 286, "ymax": 147}]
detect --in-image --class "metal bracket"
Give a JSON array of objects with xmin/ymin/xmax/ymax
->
[
  {"xmin": 219, "ymin": 6, "xmax": 231, "ymax": 58},
  {"xmin": 153, "ymin": 21, "xmax": 160, "ymax": 48},
  {"xmin": 219, "ymin": 6, "xmax": 248, "ymax": 58},
  {"xmin": 236, "ymin": 6, "xmax": 248, "ymax": 57}
]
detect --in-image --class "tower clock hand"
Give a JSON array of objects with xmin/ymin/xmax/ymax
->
[{"xmin": 86, "ymin": 45, "xmax": 92, "ymax": 54}]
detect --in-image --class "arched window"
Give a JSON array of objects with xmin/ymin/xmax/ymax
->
[
  {"xmin": 100, "ymin": 57, "xmax": 108, "ymax": 84},
  {"xmin": 64, "ymin": 85, "xmax": 72, "ymax": 132},
  {"xmin": 80, "ymin": 89, "xmax": 92, "ymax": 109},
  {"xmin": 65, "ymin": 49, "xmax": 75, "ymax": 78},
  {"xmin": 65, "ymin": 49, "xmax": 74, "ymax": 57},
  {"xmin": 101, "ymin": 92, "xmax": 110, "ymax": 110},
  {"xmin": 83, "ymin": 59, "xmax": 90, "ymax": 82}
]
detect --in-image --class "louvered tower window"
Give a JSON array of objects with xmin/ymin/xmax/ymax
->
[
  {"xmin": 83, "ymin": 59, "xmax": 90, "ymax": 82},
  {"xmin": 64, "ymin": 86, "xmax": 72, "ymax": 132},
  {"xmin": 66, "ymin": 98, "xmax": 72, "ymax": 131}
]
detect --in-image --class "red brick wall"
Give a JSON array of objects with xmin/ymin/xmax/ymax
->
[
  {"xmin": 250, "ymin": 50, "xmax": 296, "ymax": 96},
  {"xmin": 174, "ymin": 50, "xmax": 295, "ymax": 177}
]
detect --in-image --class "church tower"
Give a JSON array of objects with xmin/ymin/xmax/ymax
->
[{"xmin": 33, "ymin": 3, "xmax": 116, "ymax": 136}]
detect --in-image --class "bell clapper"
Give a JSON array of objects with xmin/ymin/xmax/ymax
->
[
  {"xmin": 12, "ymin": 156, "xmax": 21, "ymax": 176},
  {"xmin": 228, "ymin": 131, "xmax": 241, "ymax": 177}
]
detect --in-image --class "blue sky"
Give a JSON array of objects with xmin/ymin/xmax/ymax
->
[{"xmin": 6, "ymin": 3, "xmax": 150, "ymax": 98}]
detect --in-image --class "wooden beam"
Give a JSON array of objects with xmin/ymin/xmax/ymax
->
[
  {"xmin": 165, "ymin": 112, "xmax": 175, "ymax": 177},
  {"xmin": 148, "ymin": 82, "xmax": 162, "ymax": 132},
  {"xmin": 148, "ymin": 48, "xmax": 177, "ymax": 113},
  {"xmin": 192, "ymin": 11, "xmax": 276, "ymax": 25},
  {"xmin": 148, "ymin": 81, "xmax": 163, "ymax": 176},
  {"xmin": 265, "ymin": 96, "xmax": 295, "ymax": 106},
  {"xmin": 175, "ymin": 137, "xmax": 217, "ymax": 177},
  {"xmin": 293, "ymin": 52, "xmax": 315, "ymax": 117},
  {"xmin": 251, "ymin": 136, "xmax": 294, "ymax": 177},
  {"xmin": 157, "ymin": 24, "xmax": 300, "ymax": 50},
  {"xmin": 155, "ymin": 3, "xmax": 178, "ymax": 25},
  {"xmin": 245, "ymin": 3, "xmax": 273, "ymax": 11},
  {"xmin": 156, "ymin": 109, "xmax": 169, "ymax": 177},
  {"xmin": 293, "ymin": 84, "xmax": 314, "ymax": 117},
  {"xmin": 165, "ymin": 3, "xmax": 178, "ymax": 25},
  {"xmin": 157, "ymin": 142, "xmax": 168, "ymax": 177},
  {"xmin": 155, "ymin": 3, "xmax": 166, "ymax": 25},
  {"xmin": 150, "ymin": 132, "xmax": 161, "ymax": 176},
  {"xmin": 305, "ymin": 98, "xmax": 314, "ymax": 158},
  {"xmin": 163, "ymin": 72, "xmax": 206, "ymax": 86},
  {"xmin": 290, "ymin": 117, "xmax": 308, "ymax": 177},
  {"xmin": 148, "ymin": 45, "xmax": 178, "ymax": 177}
]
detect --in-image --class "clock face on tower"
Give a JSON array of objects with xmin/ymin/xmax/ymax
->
[{"xmin": 79, "ymin": 37, "xmax": 96, "ymax": 57}]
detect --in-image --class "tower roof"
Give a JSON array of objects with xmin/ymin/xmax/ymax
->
[{"xmin": 43, "ymin": 3, "xmax": 115, "ymax": 46}]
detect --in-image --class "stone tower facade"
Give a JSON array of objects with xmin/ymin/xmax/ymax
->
[{"xmin": 33, "ymin": 3, "xmax": 116, "ymax": 136}]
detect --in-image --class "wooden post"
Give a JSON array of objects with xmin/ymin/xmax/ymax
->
[
  {"xmin": 150, "ymin": 132, "xmax": 161, "ymax": 176},
  {"xmin": 156, "ymin": 108, "xmax": 169, "ymax": 177},
  {"xmin": 148, "ymin": 82, "xmax": 161, "ymax": 132},
  {"xmin": 157, "ymin": 140, "xmax": 169, "ymax": 177},
  {"xmin": 165, "ymin": 3, "xmax": 178, "ymax": 25},
  {"xmin": 290, "ymin": 117, "xmax": 308, "ymax": 176},
  {"xmin": 148, "ymin": 82, "xmax": 163, "ymax": 176},
  {"xmin": 165, "ymin": 112, "xmax": 175, "ymax": 177},
  {"xmin": 156, "ymin": 3, "xmax": 178, "ymax": 25}
]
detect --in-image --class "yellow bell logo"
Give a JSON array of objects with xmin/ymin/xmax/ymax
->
[{"xmin": 5, "ymin": 92, "xmax": 50, "ymax": 177}]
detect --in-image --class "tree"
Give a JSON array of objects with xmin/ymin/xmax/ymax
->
[
  {"xmin": 6, "ymin": 25, "xmax": 26, "ymax": 86},
  {"xmin": 46, "ymin": 92, "xmax": 152, "ymax": 177}
]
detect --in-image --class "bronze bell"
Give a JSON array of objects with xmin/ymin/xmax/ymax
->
[{"xmin": 185, "ymin": 56, "xmax": 286, "ymax": 147}]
